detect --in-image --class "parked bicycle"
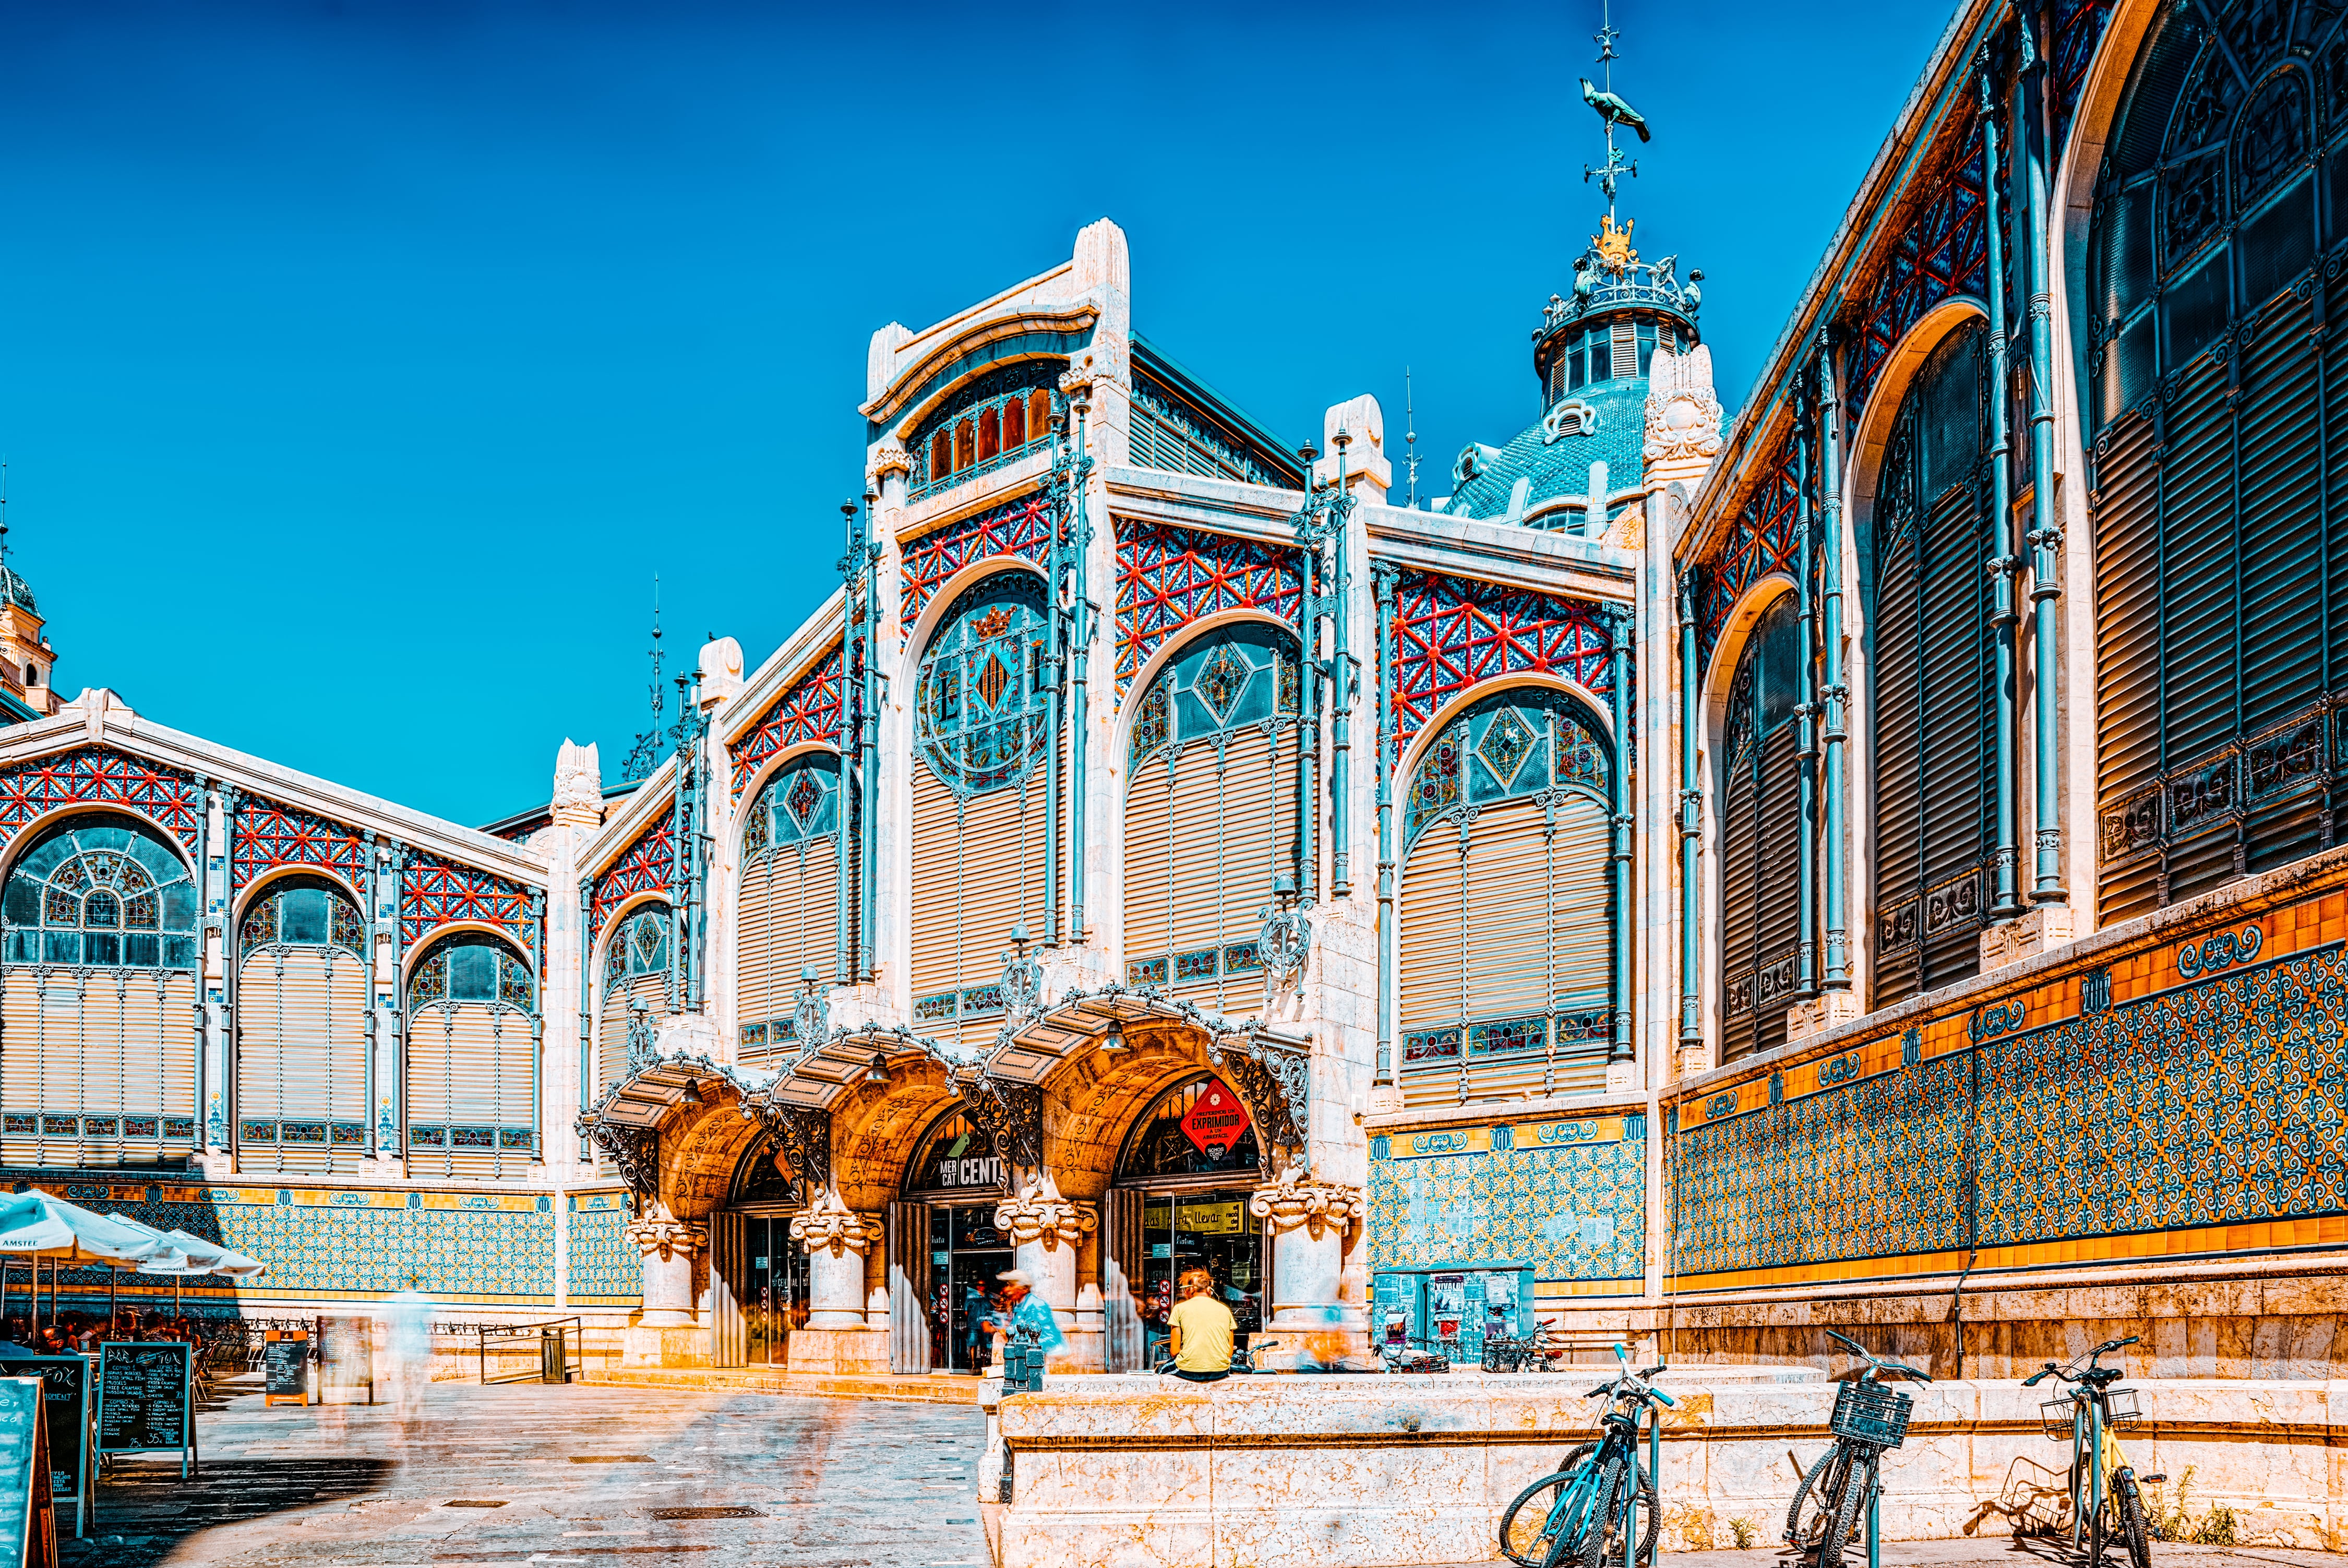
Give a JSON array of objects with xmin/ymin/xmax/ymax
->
[
  {"xmin": 1784, "ymin": 1331, "xmax": 1931, "ymax": 1568},
  {"xmin": 1499, "ymin": 1344, "xmax": 1674, "ymax": 1568},
  {"xmin": 1378, "ymin": 1334, "xmax": 1453, "ymax": 1374},
  {"xmin": 2024, "ymin": 1335, "xmax": 2158, "ymax": 1568}
]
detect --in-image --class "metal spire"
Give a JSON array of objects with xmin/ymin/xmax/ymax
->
[
  {"xmin": 621, "ymin": 574, "xmax": 666, "ymax": 782},
  {"xmin": 1583, "ymin": 0, "xmax": 1638, "ymax": 215},
  {"xmin": 1404, "ymin": 368, "xmax": 1420, "ymax": 510}
]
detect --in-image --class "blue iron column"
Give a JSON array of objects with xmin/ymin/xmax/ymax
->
[
  {"xmin": 837, "ymin": 499, "xmax": 861, "ymax": 982},
  {"xmin": 1063, "ymin": 386, "xmax": 1097, "ymax": 941},
  {"xmin": 1606, "ymin": 602, "xmax": 1635, "ymax": 1063},
  {"xmin": 2021, "ymin": 16, "xmax": 2069, "ymax": 904},
  {"xmin": 1981, "ymin": 56, "xmax": 2024, "ymax": 925},
  {"xmin": 1793, "ymin": 402, "xmax": 1819, "ymax": 1001},
  {"xmin": 1328, "ymin": 432, "xmax": 1356, "ymax": 899},
  {"xmin": 1373, "ymin": 561, "xmax": 1398, "ymax": 1086},
  {"xmin": 1676, "ymin": 572, "xmax": 1704, "ymax": 1055},
  {"xmin": 669, "ymin": 671, "xmax": 706, "ymax": 1012},
  {"xmin": 576, "ymin": 880, "xmax": 592, "ymax": 1132},
  {"xmin": 1816, "ymin": 340, "xmax": 1853, "ymax": 993},
  {"xmin": 1040, "ymin": 466, "xmax": 1064, "ymax": 947}
]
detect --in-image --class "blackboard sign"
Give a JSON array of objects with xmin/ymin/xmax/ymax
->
[
  {"xmin": 95, "ymin": 1343, "xmax": 190, "ymax": 1469},
  {"xmin": 0, "ymin": 1378, "xmax": 56, "ymax": 1568},
  {"xmin": 262, "ymin": 1333, "xmax": 309, "ymax": 1407},
  {"xmin": 0, "ymin": 1360, "xmax": 86, "ymax": 1538}
]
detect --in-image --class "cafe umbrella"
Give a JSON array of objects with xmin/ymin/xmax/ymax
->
[
  {"xmin": 0, "ymin": 1189, "xmax": 169, "ymax": 1334},
  {"xmin": 136, "ymin": 1228, "xmax": 267, "ymax": 1314}
]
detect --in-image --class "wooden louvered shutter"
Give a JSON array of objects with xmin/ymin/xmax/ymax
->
[
  {"xmin": 909, "ymin": 768, "xmax": 1046, "ymax": 1049},
  {"xmin": 239, "ymin": 950, "xmax": 348, "ymax": 1174},
  {"xmin": 1397, "ymin": 819, "xmax": 1467, "ymax": 1108},
  {"xmin": 1872, "ymin": 447, "xmax": 1926, "ymax": 1004},
  {"xmin": 1751, "ymin": 726, "xmax": 1800, "ymax": 1061},
  {"xmin": 1122, "ymin": 753, "xmax": 1173, "ymax": 980},
  {"xmin": 1916, "ymin": 364, "xmax": 1988, "ymax": 996},
  {"xmin": 907, "ymin": 765, "xmax": 964, "ymax": 1022},
  {"xmin": 1103, "ymin": 1188, "xmax": 1144, "ymax": 1372},
  {"xmin": 1547, "ymin": 794, "xmax": 1611, "ymax": 1097},
  {"xmin": 2094, "ymin": 405, "xmax": 2163, "ymax": 925},
  {"xmin": 1460, "ymin": 803, "xmax": 1553, "ymax": 1102},
  {"xmin": 411, "ymin": 1001, "xmax": 532, "ymax": 1181},
  {"xmin": 2158, "ymin": 351, "xmax": 2238, "ymax": 903},
  {"xmin": 2239, "ymin": 289, "xmax": 2326, "ymax": 875},
  {"xmin": 1142, "ymin": 726, "xmax": 1281, "ymax": 1013},
  {"xmin": 738, "ymin": 836, "xmax": 838, "ymax": 1071},
  {"xmin": 1718, "ymin": 736, "xmax": 1759, "ymax": 1064}
]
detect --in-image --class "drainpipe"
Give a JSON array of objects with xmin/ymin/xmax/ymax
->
[
  {"xmin": 2020, "ymin": 8, "xmax": 2069, "ymax": 905},
  {"xmin": 1793, "ymin": 410, "xmax": 1819, "ymax": 1001},
  {"xmin": 1676, "ymin": 573, "xmax": 1703, "ymax": 1056},
  {"xmin": 1042, "ymin": 474, "xmax": 1064, "ymax": 947},
  {"xmin": 1982, "ymin": 55, "xmax": 2024, "ymax": 926},
  {"xmin": 838, "ymin": 499, "xmax": 860, "ymax": 983},
  {"xmin": 1607, "ymin": 603, "xmax": 1635, "ymax": 1063},
  {"xmin": 1818, "ymin": 338, "xmax": 1853, "ymax": 993},
  {"xmin": 1374, "ymin": 562, "xmax": 1398, "ymax": 1086}
]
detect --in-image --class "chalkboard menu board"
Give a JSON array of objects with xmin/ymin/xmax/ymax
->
[
  {"xmin": 0, "ymin": 1360, "xmax": 85, "ymax": 1538},
  {"xmin": 262, "ymin": 1333, "xmax": 308, "ymax": 1407},
  {"xmin": 95, "ymin": 1343, "xmax": 189, "ymax": 1458},
  {"xmin": 0, "ymin": 1378, "xmax": 56, "ymax": 1568}
]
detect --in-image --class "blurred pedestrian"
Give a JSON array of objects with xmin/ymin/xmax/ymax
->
[{"xmin": 993, "ymin": 1270, "xmax": 1064, "ymax": 1367}]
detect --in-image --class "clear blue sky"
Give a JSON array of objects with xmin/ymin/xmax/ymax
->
[{"xmin": 4, "ymin": 0, "xmax": 1953, "ymax": 828}]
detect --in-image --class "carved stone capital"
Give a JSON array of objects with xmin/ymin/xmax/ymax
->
[
  {"xmin": 1643, "ymin": 344, "xmax": 1725, "ymax": 466},
  {"xmin": 789, "ymin": 1193, "xmax": 880, "ymax": 1259},
  {"xmin": 995, "ymin": 1179, "xmax": 1098, "ymax": 1252},
  {"xmin": 1248, "ymin": 1169, "xmax": 1365, "ymax": 1241},
  {"xmin": 624, "ymin": 1214, "xmax": 707, "ymax": 1262},
  {"xmin": 868, "ymin": 441, "xmax": 913, "ymax": 483}
]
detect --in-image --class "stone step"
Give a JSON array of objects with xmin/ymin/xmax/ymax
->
[{"xmin": 578, "ymin": 1367, "xmax": 985, "ymax": 1405}]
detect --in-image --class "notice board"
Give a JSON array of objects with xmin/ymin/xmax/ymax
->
[
  {"xmin": 262, "ymin": 1333, "xmax": 309, "ymax": 1407},
  {"xmin": 0, "ymin": 1361, "xmax": 85, "ymax": 1538},
  {"xmin": 95, "ymin": 1344, "xmax": 190, "ymax": 1464},
  {"xmin": 0, "ymin": 1378, "xmax": 56, "ymax": 1568}
]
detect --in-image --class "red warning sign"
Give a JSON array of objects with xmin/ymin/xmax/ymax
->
[{"xmin": 1180, "ymin": 1081, "xmax": 1250, "ymax": 1158}]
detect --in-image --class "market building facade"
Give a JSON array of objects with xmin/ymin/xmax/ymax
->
[{"xmin": 3, "ymin": 0, "xmax": 2342, "ymax": 1391}]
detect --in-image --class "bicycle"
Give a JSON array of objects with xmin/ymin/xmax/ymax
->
[
  {"xmin": 2024, "ymin": 1335, "xmax": 2159, "ymax": 1568},
  {"xmin": 1498, "ymin": 1344, "xmax": 1675, "ymax": 1568},
  {"xmin": 1784, "ymin": 1331, "xmax": 1932, "ymax": 1568}
]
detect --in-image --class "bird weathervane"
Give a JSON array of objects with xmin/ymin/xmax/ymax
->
[{"xmin": 1580, "ymin": 0, "xmax": 1649, "ymax": 215}]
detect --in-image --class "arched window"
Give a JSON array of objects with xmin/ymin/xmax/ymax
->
[
  {"xmin": 236, "ymin": 875, "xmax": 370, "ymax": 1173},
  {"xmin": 406, "ymin": 931, "xmax": 536, "ymax": 1179},
  {"xmin": 1116, "ymin": 1075, "xmax": 1262, "ymax": 1180},
  {"xmin": 1718, "ymin": 596, "xmax": 1803, "ymax": 1063},
  {"xmin": 1123, "ymin": 623, "xmax": 1301, "ymax": 1008},
  {"xmin": 0, "ymin": 813, "xmax": 199, "ymax": 1165},
  {"xmin": 2089, "ymin": 3, "xmax": 2341, "ymax": 920},
  {"xmin": 1028, "ymin": 389, "xmax": 1052, "ymax": 442},
  {"xmin": 904, "ymin": 1108, "xmax": 1004, "ymax": 1196},
  {"xmin": 597, "ymin": 904, "xmax": 669, "ymax": 1091},
  {"xmin": 909, "ymin": 571, "xmax": 1050, "ymax": 1040},
  {"xmin": 906, "ymin": 366, "xmax": 1064, "ymax": 498},
  {"xmin": 954, "ymin": 420, "xmax": 975, "ymax": 471},
  {"xmin": 738, "ymin": 754, "xmax": 840, "ymax": 1071},
  {"xmin": 1398, "ymin": 687, "xmax": 1612, "ymax": 1105},
  {"xmin": 976, "ymin": 405, "xmax": 1000, "ymax": 464},
  {"xmin": 1002, "ymin": 394, "xmax": 1027, "ymax": 449},
  {"xmin": 1868, "ymin": 323, "xmax": 1990, "ymax": 1007}
]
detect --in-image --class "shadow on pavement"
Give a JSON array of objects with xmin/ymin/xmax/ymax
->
[{"xmin": 64, "ymin": 1455, "xmax": 396, "ymax": 1568}]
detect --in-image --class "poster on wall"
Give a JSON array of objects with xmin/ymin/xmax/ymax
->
[{"xmin": 1428, "ymin": 1274, "xmax": 1464, "ymax": 1347}]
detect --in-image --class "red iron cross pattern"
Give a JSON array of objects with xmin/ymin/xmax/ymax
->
[
  {"xmin": 587, "ymin": 816, "xmax": 674, "ymax": 947},
  {"xmin": 401, "ymin": 848, "xmax": 538, "ymax": 955},
  {"xmin": 901, "ymin": 493, "xmax": 1055, "ymax": 621},
  {"xmin": 1116, "ymin": 519, "xmax": 1304, "ymax": 692},
  {"xmin": 1694, "ymin": 432, "xmax": 1801, "ymax": 674},
  {"xmin": 234, "ymin": 795, "xmax": 369, "ymax": 895},
  {"xmin": 1845, "ymin": 117, "xmax": 1989, "ymax": 415},
  {"xmin": 1389, "ymin": 572, "xmax": 1620, "ymax": 749},
  {"xmin": 728, "ymin": 644, "xmax": 844, "ymax": 799},
  {"xmin": 0, "ymin": 746, "xmax": 205, "ymax": 858}
]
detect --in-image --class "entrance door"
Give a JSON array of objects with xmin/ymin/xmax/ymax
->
[
  {"xmin": 928, "ymin": 1202, "xmax": 1012, "ymax": 1372},
  {"xmin": 1138, "ymin": 1189, "xmax": 1264, "ymax": 1367},
  {"xmin": 741, "ymin": 1216, "xmax": 808, "ymax": 1367}
]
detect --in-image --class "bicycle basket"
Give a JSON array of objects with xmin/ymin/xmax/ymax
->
[
  {"xmin": 1829, "ymin": 1379, "xmax": 1913, "ymax": 1448},
  {"xmin": 2040, "ymin": 1398, "xmax": 2079, "ymax": 1443},
  {"xmin": 2105, "ymin": 1387, "xmax": 2142, "ymax": 1428}
]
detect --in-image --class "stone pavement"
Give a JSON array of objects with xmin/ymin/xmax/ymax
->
[
  {"xmin": 56, "ymin": 1377, "xmax": 2348, "ymax": 1568},
  {"xmin": 70, "ymin": 1380, "xmax": 988, "ymax": 1568}
]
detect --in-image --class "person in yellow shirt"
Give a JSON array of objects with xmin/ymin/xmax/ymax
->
[{"xmin": 1164, "ymin": 1266, "xmax": 1235, "ymax": 1382}]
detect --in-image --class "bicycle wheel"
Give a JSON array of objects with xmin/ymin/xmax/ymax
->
[
  {"xmin": 1786, "ymin": 1443, "xmax": 1850, "ymax": 1551},
  {"xmin": 2115, "ymin": 1472, "xmax": 2151, "ymax": 1568},
  {"xmin": 1554, "ymin": 1452, "xmax": 1624, "ymax": 1568},
  {"xmin": 1602, "ymin": 1461, "xmax": 1658, "ymax": 1568},
  {"xmin": 1816, "ymin": 1451, "xmax": 1873, "ymax": 1568},
  {"xmin": 1500, "ymin": 1444, "xmax": 1596, "ymax": 1568}
]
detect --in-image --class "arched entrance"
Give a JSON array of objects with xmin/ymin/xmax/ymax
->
[
  {"xmin": 710, "ymin": 1139, "xmax": 808, "ymax": 1367},
  {"xmin": 897, "ymin": 1107, "xmax": 1010, "ymax": 1372},
  {"xmin": 1109, "ymin": 1074, "xmax": 1265, "ymax": 1367}
]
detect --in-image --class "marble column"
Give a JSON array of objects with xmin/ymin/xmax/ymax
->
[
  {"xmin": 624, "ymin": 1210, "xmax": 706, "ymax": 1329},
  {"xmin": 789, "ymin": 1195, "xmax": 880, "ymax": 1331},
  {"xmin": 1250, "ymin": 1168, "xmax": 1368, "ymax": 1366},
  {"xmin": 995, "ymin": 1176, "xmax": 1098, "ymax": 1367}
]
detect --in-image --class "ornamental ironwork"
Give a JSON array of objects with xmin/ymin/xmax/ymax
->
[
  {"xmin": 586, "ymin": 1122, "xmax": 659, "ymax": 1199},
  {"xmin": 957, "ymin": 1076, "xmax": 1045, "ymax": 1175},
  {"xmin": 0, "ymin": 746, "xmax": 205, "ymax": 859},
  {"xmin": 728, "ymin": 645, "xmax": 844, "ymax": 799},
  {"xmin": 232, "ymin": 795, "xmax": 369, "ymax": 896},
  {"xmin": 1389, "ymin": 572, "xmax": 1617, "ymax": 749},
  {"xmin": 1114, "ymin": 520, "xmax": 1305, "ymax": 693},
  {"xmin": 1205, "ymin": 1031, "xmax": 1309, "ymax": 1171},
  {"xmin": 900, "ymin": 494, "xmax": 1055, "ymax": 620},
  {"xmin": 587, "ymin": 817, "xmax": 674, "ymax": 947}
]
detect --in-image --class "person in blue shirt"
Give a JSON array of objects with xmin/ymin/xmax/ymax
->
[{"xmin": 995, "ymin": 1268, "xmax": 1064, "ymax": 1365}]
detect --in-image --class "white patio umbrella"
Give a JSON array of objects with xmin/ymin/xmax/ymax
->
[
  {"xmin": 0, "ymin": 1190, "xmax": 167, "ymax": 1335},
  {"xmin": 158, "ymin": 1231, "xmax": 265, "ymax": 1279}
]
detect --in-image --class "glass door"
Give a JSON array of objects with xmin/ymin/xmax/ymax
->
[
  {"xmin": 1137, "ymin": 1188, "xmax": 1263, "ymax": 1367},
  {"xmin": 742, "ymin": 1216, "xmax": 808, "ymax": 1367},
  {"xmin": 927, "ymin": 1202, "xmax": 1012, "ymax": 1372}
]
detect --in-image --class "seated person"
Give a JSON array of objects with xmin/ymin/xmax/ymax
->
[{"xmin": 1164, "ymin": 1266, "xmax": 1235, "ymax": 1383}]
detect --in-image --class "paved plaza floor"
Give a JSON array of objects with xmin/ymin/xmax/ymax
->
[{"xmin": 58, "ymin": 1379, "xmax": 2347, "ymax": 1568}]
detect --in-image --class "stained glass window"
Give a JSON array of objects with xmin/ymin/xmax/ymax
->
[
  {"xmin": 1126, "ymin": 621, "xmax": 1301, "ymax": 768},
  {"xmin": 2, "ymin": 812, "xmax": 197, "ymax": 969},
  {"xmin": 1115, "ymin": 1075, "xmax": 1261, "ymax": 1179},
  {"xmin": 745, "ymin": 753, "xmax": 840, "ymax": 853},
  {"xmin": 408, "ymin": 932, "xmax": 534, "ymax": 1012},
  {"xmin": 604, "ymin": 906, "xmax": 669, "ymax": 989},
  {"xmin": 240, "ymin": 875, "xmax": 367, "ymax": 959},
  {"xmin": 916, "ymin": 572, "xmax": 1051, "ymax": 796},
  {"xmin": 1404, "ymin": 688, "xmax": 1610, "ymax": 848}
]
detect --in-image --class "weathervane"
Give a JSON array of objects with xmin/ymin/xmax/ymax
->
[
  {"xmin": 621, "ymin": 574, "xmax": 666, "ymax": 782},
  {"xmin": 1580, "ymin": 0, "xmax": 1649, "ymax": 215}
]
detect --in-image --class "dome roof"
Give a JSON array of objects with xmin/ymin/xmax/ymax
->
[{"xmin": 0, "ymin": 565, "xmax": 34, "ymax": 614}]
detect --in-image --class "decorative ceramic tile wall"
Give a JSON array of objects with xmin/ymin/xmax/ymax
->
[
  {"xmin": 566, "ymin": 1189, "xmax": 641, "ymax": 1306},
  {"xmin": 1367, "ymin": 1116, "xmax": 1645, "ymax": 1291}
]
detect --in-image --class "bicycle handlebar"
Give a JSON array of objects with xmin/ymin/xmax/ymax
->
[
  {"xmin": 2022, "ymin": 1363, "xmax": 2057, "ymax": 1387},
  {"xmin": 1825, "ymin": 1330, "xmax": 1937, "ymax": 1383}
]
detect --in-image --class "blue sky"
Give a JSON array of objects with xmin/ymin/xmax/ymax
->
[{"xmin": 3, "ymin": 0, "xmax": 1954, "ymax": 827}]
